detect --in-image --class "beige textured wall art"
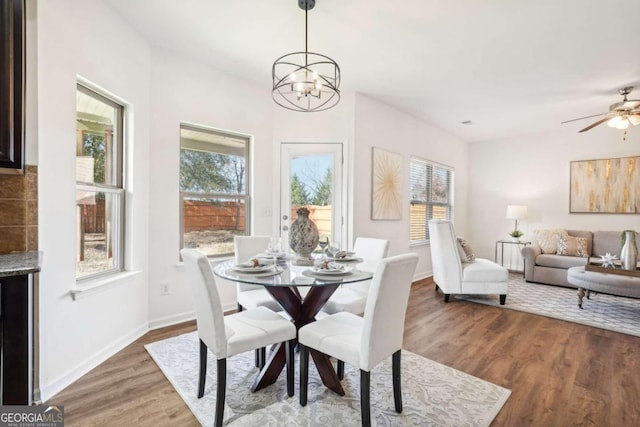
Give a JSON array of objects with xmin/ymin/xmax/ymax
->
[
  {"xmin": 372, "ymin": 147, "xmax": 403, "ymax": 220},
  {"xmin": 570, "ymin": 156, "xmax": 640, "ymax": 213}
]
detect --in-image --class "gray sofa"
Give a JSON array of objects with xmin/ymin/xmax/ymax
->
[{"xmin": 522, "ymin": 230, "xmax": 639, "ymax": 288}]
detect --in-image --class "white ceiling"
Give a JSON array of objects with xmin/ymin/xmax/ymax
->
[{"xmin": 105, "ymin": 0, "xmax": 640, "ymax": 142}]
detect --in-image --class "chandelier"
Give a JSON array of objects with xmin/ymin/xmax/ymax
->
[{"xmin": 272, "ymin": 0, "xmax": 341, "ymax": 112}]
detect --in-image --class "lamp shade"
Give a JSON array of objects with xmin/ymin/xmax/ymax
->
[{"xmin": 506, "ymin": 205, "xmax": 528, "ymax": 220}]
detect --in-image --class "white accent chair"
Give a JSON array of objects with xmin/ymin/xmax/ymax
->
[
  {"xmin": 298, "ymin": 253, "xmax": 419, "ymax": 427},
  {"xmin": 428, "ymin": 219, "xmax": 509, "ymax": 305},
  {"xmin": 321, "ymin": 237, "xmax": 390, "ymax": 316},
  {"xmin": 181, "ymin": 249, "xmax": 297, "ymax": 427}
]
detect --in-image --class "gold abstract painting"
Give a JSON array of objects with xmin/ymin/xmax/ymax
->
[
  {"xmin": 372, "ymin": 147, "xmax": 403, "ymax": 220},
  {"xmin": 570, "ymin": 156, "xmax": 640, "ymax": 213}
]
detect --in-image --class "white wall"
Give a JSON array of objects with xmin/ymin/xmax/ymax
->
[
  {"xmin": 352, "ymin": 94, "xmax": 470, "ymax": 279},
  {"xmin": 468, "ymin": 127, "xmax": 640, "ymax": 267},
  {"xmin": 147, "ymin": 49, "xmax": 276, "ymax": 327},
  {"xmin": 36, "ymin": 0, "xmax": 150, "ymax": 400}
]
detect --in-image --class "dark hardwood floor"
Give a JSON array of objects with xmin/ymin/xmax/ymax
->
[{"xmin": 48, "ymin": 278, "xmax": 640, "ymax": 426}]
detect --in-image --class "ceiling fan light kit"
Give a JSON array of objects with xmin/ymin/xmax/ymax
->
[
  {"xmin": 562, "ymin": 87, "xmax": 640, "ymax": 141},
  {"xmin": 272, "ymin": 0, "xmax": 341, "ymax": 112}
]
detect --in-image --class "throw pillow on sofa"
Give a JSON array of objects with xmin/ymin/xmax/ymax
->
[
  {"xmin": 456, "ymin": 236, "xmax": 476, "ymax": 262},
  {"xmin": 557, "ymin": 234, "xmax": 589, "ymax": 257},
  {"xmin": 533, "ymin": 229, "xmax": 568, "ymax": 254}
]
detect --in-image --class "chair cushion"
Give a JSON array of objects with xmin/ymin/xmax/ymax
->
[
  {"xmin": 298, "ymin": 312, "xmax": 363, "ymax": 368},
  {"xmin": 567, "ymin": 230, "xmax": 593, "ymax": 255},
  {"xmin": 343, "ymin": 279, "xmax": 371, "ymax": 294},
  {"xmin": 593, "ymin": 230, "xmax": 631, "ymax": 257},
  {"xmin": 557, "ymin": 234, "xmax": 589, "ymax": 257},
  {"xmin": 457, "ymin": 236, "xmax": 476, "ymax": 261},
  {"xmin": 461, "ymin": 258, "xmax": 508, "ymax": 282},
  {"xmin": 533, "ymin": 229, "xmax": 568, "ymax": 254},
  {"xmin": 237, "ymin": 288, "xmax": 282, "ymax": 312},
  {"xmin": 321, "ymin": 288, "xmax": 368, "ymax": 315},
  {"xmin": 224, "ymin": 307, "xmax": 296, "ymax": 358},
  {"xmin": 536, "ymin": 254, "xmax": 588, "ymax": 269}
]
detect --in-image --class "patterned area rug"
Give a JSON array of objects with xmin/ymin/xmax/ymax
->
[
  {"xmin": 458, "ymin": 273, "xmax": 640, "ymax": 337},
  {"xmin": 145, "ymin": 331, "xmax": 511, "ymax": 426}
]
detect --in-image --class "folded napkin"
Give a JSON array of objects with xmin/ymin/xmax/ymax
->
[
  {"xmin": 313, "ymin": 260, "xmax": 347, "ymax": 271},
  {"xmin": 333, "ymin": 251, "xmax": 357, "ymax": 259}
]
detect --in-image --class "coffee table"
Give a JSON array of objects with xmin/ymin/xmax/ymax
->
[{"xmin": 567, "ymin": 266, "xmax": 640, "ymax": 309}]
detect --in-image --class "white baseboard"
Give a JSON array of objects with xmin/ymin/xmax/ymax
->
[
  {"xmin": 148, "ymin": 310, "xmax": 196, "ymax": 330},
  {"xmin": 413, "ymin": 271, "xmax": 432, "ymax": 282},
  {"xmin": 40, "ymin": 322, "xmax": 149, "ymax": 402},
  {"xmin": 147, "ymin": 303, "xmax": 236, "ymax": 331}
]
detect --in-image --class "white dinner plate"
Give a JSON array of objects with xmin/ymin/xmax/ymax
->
[
  {"xmin": 233, "ymin": 263, "xmax": 275, "ymax": 273},
  {"xmin": 226, "ymin": 267, "xmax": 283, "ymax": 277},
  {"xmin": 309, "ymin": 267, "xmax": 352, "ymax": 276},
  {"xmin": 303, "ymin": 269, "xmax": 352, "ymax": 279},
  {"xmin": 256, "ymin": 251, "xmax": 288, "ymax": 259}
]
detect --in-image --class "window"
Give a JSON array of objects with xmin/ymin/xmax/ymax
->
[
  {"xmin": 179, "ymin": 124, "xmax": 250, "ymax": 257},
  {"xmin": 409, "ymin": 157, "xmax": 454, "ymax": 245},
  {"xmin": 75, "ymin": 84, "xmax": 125, "ymax": 279}
]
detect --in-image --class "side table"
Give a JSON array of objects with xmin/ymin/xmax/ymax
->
[{"xmin": 495, "ymin": 240, "xmax": 531, "ymax": 272}]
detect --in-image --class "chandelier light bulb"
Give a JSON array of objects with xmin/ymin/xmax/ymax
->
[
  {"xmin": 607, "ymin": 116, "xmax": 622, "ymax": 128},
  {"xmin": 615, "ymin": 119, "xmax": 629, "ymax": 130}
]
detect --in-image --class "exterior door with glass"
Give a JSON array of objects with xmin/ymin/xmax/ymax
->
[{"xmin": 280, "ymin": 143, "xmax": 343, "ymax": 253}]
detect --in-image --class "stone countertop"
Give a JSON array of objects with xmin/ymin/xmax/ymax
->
[{"xmin": 0, "ymin": 251, "xmax": 43, "ymax": 277}]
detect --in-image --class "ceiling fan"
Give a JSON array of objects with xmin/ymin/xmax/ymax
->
[{"xmin": 561, "ymin": 87, "xmax": 640, "ymax": 137}]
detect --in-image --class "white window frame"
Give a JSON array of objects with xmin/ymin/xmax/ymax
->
[
  {"xmin": 409, "ymin": 157, "xmax": 454, "ymax": 245},
  {"xmin": 75, "ymin": 83, "xmax": 125, "ymax": 281},
  {"xmin": 179, "ymin": 123, "xmax": 251, "ymax": 258}
]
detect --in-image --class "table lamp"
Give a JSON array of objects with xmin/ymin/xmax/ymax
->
[{"xmin": 506, "ymin": 205, "xmax": 528, "ymax": 239}]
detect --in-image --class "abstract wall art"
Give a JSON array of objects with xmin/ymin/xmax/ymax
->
[
  {"xmin": 372, "ymin": 147, "xmax": 403, "ymax": 220},
  {"xmin": 570, "ymin": 156, "xmax": 640, "ymax": 213}
]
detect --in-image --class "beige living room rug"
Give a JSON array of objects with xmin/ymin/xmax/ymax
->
[
  {"xmin": 458, "ymin": 273, "xmax": 640, "ymax": 337},
  {"xmin": 145, "ymin": 331, "xmax": 511, "ymax": 426}
]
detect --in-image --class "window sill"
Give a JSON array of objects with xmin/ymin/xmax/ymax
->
[{"xmin": 71, "ymin": 270, "xmax": 142, "ymax": 301}]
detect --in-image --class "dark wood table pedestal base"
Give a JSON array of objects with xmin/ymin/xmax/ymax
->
[{"xmin": 251, "ymin": 284, "xmax": 345, "ymax": 396}]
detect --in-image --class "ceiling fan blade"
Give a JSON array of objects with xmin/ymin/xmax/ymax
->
[
  {"xmin": 579, "ymin": 116, "xmax": 614, "ymax": 133},
  {"xmin": 561, "ymin": 112, "xmax": 610, "ymax": 124}
]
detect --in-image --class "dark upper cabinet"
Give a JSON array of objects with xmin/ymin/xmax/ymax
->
[{"xmin": 0, "ymin": 0, "xmax": 25, "ymax": 171}]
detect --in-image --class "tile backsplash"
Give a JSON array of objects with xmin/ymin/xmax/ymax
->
[{"xmin": 0, "ymin": 165, "xmax": 38, "ymax": 254}]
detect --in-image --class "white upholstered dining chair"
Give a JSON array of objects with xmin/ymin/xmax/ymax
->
[
  {"xmin": 298, "ymin": 253, "xmax": 419, "ymax": 427},
  {"xmin": 320, "ymin": 237, "xmax": 389, "ymax": 316},
  {"xmin": 234, "ymin": 236, "xmax": 284, "ymax": 368},
  {"xmin": 234, "ymin": 235, "xmax": 282, "ymax": 312},
  {"xmin": 428, "ymin": 219, "xmax": 509, "ymax": 304},
  {"xmin": 181, "ymin": 249, "xmax": 297, "ymax": 427}
]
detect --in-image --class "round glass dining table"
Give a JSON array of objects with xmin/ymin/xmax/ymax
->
[{"xmin": 213, "ymin": 258, "xmax": 372, "ymax": 396}]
